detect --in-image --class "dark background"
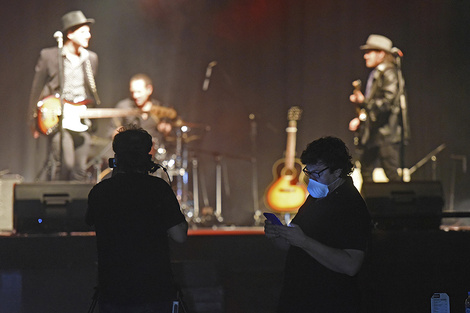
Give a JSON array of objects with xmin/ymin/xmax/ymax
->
[{"xmin": 1, "ymin": 0, "xmax": 469, "ymax": 225}]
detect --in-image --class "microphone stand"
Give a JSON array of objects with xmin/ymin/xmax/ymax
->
[
  {"xmin": 250, "ymin": 114, "xmax": 262, "ymax": 225},
  {"xmin": 203, "ymin": 62, "xmax": 262, "ymax": 225},
  {"xmin": 394, "ymin": 50, "xmax": 409, "ymax": 181},
  {"xmin": 55, "ymin": 31, "xmax": 66, "ymax": 180}
]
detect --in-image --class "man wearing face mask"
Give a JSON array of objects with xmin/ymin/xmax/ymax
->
[{"xmin": 265, "ymin": 136, "xmax": 371, "ymax": 313}]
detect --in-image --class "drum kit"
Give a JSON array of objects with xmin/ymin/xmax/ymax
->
[{"xmin": 88, "ymin": 117, "xmax": 219, "ymax": 226}]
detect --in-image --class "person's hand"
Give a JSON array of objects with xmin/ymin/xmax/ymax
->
[
  {"xmin": 349, "ymin": 117, "xmax": 361, "ymax": 131},
  {"xmin": 276, "ymin": 223, "xmax": 307, "ymax": 248},
  {"xmin": 157, "ymin": 122, "xmax": 172, "ymax": 136},
  {"xmin": 264, "ymin": 220, "xmax": 281, "ymax": 239},
  {"xmin": 349, "ymin": 91, "xmax": 364, "ymax": 104},
  {"xmin": 32, "ymin": 130, "xmax": 40, "ymax": 139}
]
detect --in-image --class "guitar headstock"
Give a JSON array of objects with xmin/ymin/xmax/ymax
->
[
  {"xmin": 287, "ymin": 106, "xmax": 302, "ymax": 122},
  {"xmin": 149, "ymin": 105, "xmax": 177, "ymax": 119},
  {"xmin": 352, "ymin": 79, "xmax": 362, "ymax": 91}
]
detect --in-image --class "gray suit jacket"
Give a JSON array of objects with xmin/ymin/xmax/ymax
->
[{"xmin": 29, "ymin": 46, "xmax": 98, "ymax": 112}]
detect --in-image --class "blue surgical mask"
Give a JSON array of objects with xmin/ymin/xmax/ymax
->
[{"xmin": 307, "ymin": 178, "xmax": 329, "ymax": 198}]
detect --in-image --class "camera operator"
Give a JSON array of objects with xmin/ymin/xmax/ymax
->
[{"xmin": 86, "ymin": 125, "xmax": 188, "ymax": 313}]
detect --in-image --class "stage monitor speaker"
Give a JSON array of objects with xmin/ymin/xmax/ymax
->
[
  {"xmin": 14, "ymin": 182, "xmax": 94, "ymax": 233},
  {"xmin": 361, "ymin": 181, "xmax": 444, "ymax": 230}
]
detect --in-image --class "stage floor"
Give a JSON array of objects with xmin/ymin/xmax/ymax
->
[{"xmin": 1, "ymin": 227, "xmax": 470, "ymax": 313}]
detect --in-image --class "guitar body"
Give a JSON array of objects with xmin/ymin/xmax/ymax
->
[
  {"xmin": 62, "ymin": 102, "xmax": 90, "ymax": 132},
  {"xmin": 36, "ymin": 95, "xmax": 92, "ymax": 135},
  {"xmin": 36, "ymin": 95, "xmax": 62, "ymax": 135},
  {"xmin": 264, "ymin": 106, "xmax": 308, "ymax": 213},
  {"xmin": 265, "ymin": 158, "xmax": 307, "ymax": 212}
]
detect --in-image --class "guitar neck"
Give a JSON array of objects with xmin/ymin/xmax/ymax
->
[
  {"xmin": 80, "ymin": 106, "xmax": 177, "ymax": 120},
  {"xmin": 79, "ymin": 108, "xmax": 142, "ymax": 119},
  {"xmin": 284, "ymin": 120, "xmax": 298, "ymax": 169}
]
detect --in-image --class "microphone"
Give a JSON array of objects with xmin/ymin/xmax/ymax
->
[
  {"xmin": 54, "ymin": 31, "xmax": 63, "ymax": 48},
  {"xmin": 391, "ymin": 47, "xmax": 403, "ymax": 57},
  {"xmin": 202, "ymin": 61, "xmax": 217, "ymax": 91}
]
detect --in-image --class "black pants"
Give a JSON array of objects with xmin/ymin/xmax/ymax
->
[{"xmin": 360, "ymin": 143, "xmax": 401, "ymax": 182}]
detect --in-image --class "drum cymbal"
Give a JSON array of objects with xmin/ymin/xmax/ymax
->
[{"xmin": 172, "ymin": 118, "xmax": 208, "ymax": 129}]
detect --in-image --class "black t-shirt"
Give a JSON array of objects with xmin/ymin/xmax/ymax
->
[
  {"xmin": 86, "ymin": 173, "xmax": 186, "ymax": 304},
  {"xmin": 278, "ymin": 177, "xmax": 371, "ymax": 313}
]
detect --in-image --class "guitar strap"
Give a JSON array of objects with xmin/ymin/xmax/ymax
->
[{"xmin": 85, "ymin": 59, "xmax": 101, "ymax": 106}]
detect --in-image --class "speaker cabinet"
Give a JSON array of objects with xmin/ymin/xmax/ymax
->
[
  {"xmin": 0, "ymin": 175, "xmax": 23, "ymax": 231},
  {"xmin": 14, "ymin": 182, "xmax": 94, "ymax": 233},
  {"xmin": 361, "ymin": 181, "xmax": 444, "ymax": 230}
]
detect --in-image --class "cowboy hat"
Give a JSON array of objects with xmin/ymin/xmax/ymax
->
[{"xmin": 360, "ymin": 34, "xmax": 393, "ymax": 53}]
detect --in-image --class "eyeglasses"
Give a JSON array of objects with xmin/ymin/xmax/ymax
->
[{"xmin": 303, "ymin": 166, "xmax": 329, "ymax": 179}]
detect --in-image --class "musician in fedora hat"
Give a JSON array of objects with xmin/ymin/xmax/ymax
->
[
  {"xmin": 349, "ymin": 34, "xmax": 408, "ymax": 183},
  {"xmin": 61, "ymin": 10, "xmax": 95, "ymax": 33},
  {"xmin": 29, "ymin": 10, "xmax": 99, "ymax": 181}
]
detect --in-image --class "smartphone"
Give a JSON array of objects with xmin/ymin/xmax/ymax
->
[{"xmin": 263, "ymin": 212, "xmax": 283, "ymax": 225}]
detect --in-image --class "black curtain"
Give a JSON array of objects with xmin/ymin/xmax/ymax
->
[{"xmin": 1, "ymin": 0, "xmax": 469, "ymax": 224}]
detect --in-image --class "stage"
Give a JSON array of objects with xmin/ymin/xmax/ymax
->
[{"xmin": 1, "ymin": 226, "xmax": 470, "ymax": 313}]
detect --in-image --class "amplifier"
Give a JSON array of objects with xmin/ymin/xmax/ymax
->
[
  {"xmin": 14, "ymin": 182, "xmax": 94, "ymax": 233},
  {"xmin": 0, "ymin": 175, "xmax": 23, "ymax": 231},
  {"xmin": 361, "ymin": 181, "xmax": 445, "ymax": 230}
]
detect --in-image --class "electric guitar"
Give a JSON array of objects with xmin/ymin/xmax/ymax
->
[
  {"xmin": 36, "ymin": 94, "xmax": 177, "ymax": 135},
  {"xmin": 351, "ymin": 79, "xmax": 367, "ymax": 146},
  {"xmin": 264, "ymin": 106, "xmax": 307, "ymax": 213}
]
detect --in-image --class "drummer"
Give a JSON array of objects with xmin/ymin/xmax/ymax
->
[{"xmin": 108, "ymin": 73, "xmax": 176, "ymax": 156}]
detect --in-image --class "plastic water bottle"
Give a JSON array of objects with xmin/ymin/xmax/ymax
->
[{"xmin": 465, "ymin": 291, "xmax": 470, "ymax": 313}]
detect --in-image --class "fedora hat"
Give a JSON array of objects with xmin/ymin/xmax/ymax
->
[
  {"xmin": 62, "ymin": 10, "xmax": 94, "ymax": 32},
  {"xmin": 360, "ymin": 34, "xmax": 393, "ymax": 53}
]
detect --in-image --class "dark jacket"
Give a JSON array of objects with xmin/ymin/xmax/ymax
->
[{"xmin": 360, "ymin": 61, "xmax": 402, "ymax": 146}]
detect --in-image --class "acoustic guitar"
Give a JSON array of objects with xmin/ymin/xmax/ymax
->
[
  {"xmin": 36, "ymin": 94, "xmax": 177, "ymax": 135},
  {"xmin": 264, "ymin": 106, "xmax": 307, "ymax": 213}
]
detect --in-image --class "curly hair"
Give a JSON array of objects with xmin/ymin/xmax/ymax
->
[
  {"xmin": 300, "ymin": 136, "xmax": 353, "ymax": 177},
  {"xmin": 112, "ymin": 125, "xmax": 154, "ymax": 173}
]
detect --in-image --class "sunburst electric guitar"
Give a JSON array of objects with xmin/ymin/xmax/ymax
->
[
  {"xmin": 36, "ymin": 94, "xmax": 177, "ymax": 136},
  {"xmin": 265, "ymin": 106, "xmax": 307, "ymax": 213}
]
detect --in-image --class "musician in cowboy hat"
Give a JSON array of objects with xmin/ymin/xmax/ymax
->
[
  {"xmin": 29, "ymin": 10, "xmax": 99, "ymax": 181},
  {"xmin": 349, "ymin": 34, "xmax": 408, "ymax": 183}
]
